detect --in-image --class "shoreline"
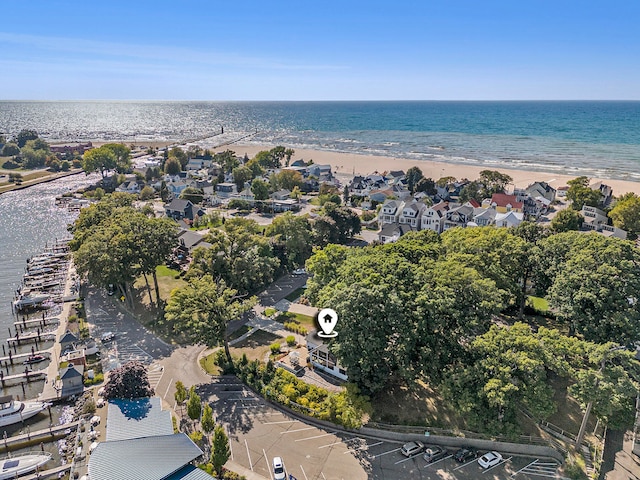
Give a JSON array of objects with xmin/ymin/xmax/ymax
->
[
  {"xmin": 0, "ymin": 169, "xmax": 85, "ymax": 196},
  {"xmin": 225, "ymin": 143, "xmax": 640, "ymax": 196}
]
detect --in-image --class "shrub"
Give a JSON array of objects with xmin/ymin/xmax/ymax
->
[
  {"xmin": 84, "ymin": 372, "xmax": 104, "ymax": 386},
  {"xmin": 286, "ymin": 335, "xmax": 296, "ymax": 347},
  {"xmin": 284, "ymin": 322, "xmax": 307, "ymax": 335},
  {"xmin": 189, "ymin": 430, "xmax": 204, "ymax": 446},
  {"xmin": 3, "ymin": 160, "xmax": 20, "ymax": 169},
  {"xmin": 270, "ymin": 343, "xmax": 281, "ymax": 355}
]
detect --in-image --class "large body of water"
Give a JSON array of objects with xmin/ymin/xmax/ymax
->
[{"xmin": 1, "ymin": 101, "xmax": 640, "ymax": 180}]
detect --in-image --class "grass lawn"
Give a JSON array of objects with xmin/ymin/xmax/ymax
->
[
  {"xmin": 275, "ymin": 311, "xmax": 316, "ymax": 329},
  {"xmin": 230, "ymin": 330, "xmax": 283, "ymax": 362},
  {"xmin": 200, "ymin": 353, "xmax": 221, "ymax": 375},
  {"xmin": 284, "ymin": 287, "xmax": 306, "ymax": 302},
  {"xmin": 264, "ymin": 307, "xmax": 277, "ymax": 317}
]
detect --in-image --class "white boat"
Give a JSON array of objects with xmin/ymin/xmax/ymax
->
[
  {"xmin": 0, "ymin": 452, "xmax": 51, "ymax": 479},
  {"xmin": 0, "ymin": 396, "xmax": 51, "ymax": 427},
  {"xmin": 13, "ymin": 294, "xmax": 51, "ymax": 310}
]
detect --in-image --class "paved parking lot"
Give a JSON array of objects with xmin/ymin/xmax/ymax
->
[
  {"xmin": 200, "ymin": 377, "xmax": 562, "ymax": 480},
  {"xmin": 86, "ymin": 289, "xmax": 174, "ymax": 370},
  {"xmin": 258, "ymin": 273, "xmax": 308, "ymax": 307}
]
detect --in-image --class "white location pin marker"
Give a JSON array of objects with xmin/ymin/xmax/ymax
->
[{"xmin": 317, "ymin": 308, "xmax": 339, "ymax": 338}]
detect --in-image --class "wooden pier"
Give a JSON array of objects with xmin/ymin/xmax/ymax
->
[
  {"xmin": 7, "ymin": 331, "xmax": 56, "ymax": 346},
  {"xmin": 0, "ymin": 350, "xmax": 50, "ymax": 363},
  {"xmin": 14, "ymin": 317, "xmax": 59, "ymax": 329},
  {"xmin": 0, "ymin": 421, "xmax": 79, "ymax": 453},
  {"xmin": 0, "ymin": 369, "xmax": 46, "ymax": 387}
]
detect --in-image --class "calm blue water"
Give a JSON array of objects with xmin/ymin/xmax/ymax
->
[{"xmin": 1, "ymin": 101, "xmax": 640, "ymax": 179}]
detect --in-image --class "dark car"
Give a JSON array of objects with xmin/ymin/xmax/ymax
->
[
  {"xmin": 423, "ymin": 446, "xmax": 448, "ymax": 463},
  {"xmin": 454, "ymin": 447, "xmax": 479, "ymax": 463}
]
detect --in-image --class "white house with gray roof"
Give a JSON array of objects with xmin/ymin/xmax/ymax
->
[{"xmin": 378, "ymin": 199, "xmax": 405, "ymax": 226}]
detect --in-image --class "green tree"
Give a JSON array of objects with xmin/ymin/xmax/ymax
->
[
  {"xmin": 187, "ymin": 386, "xmax": 202, "ymax": 420},
  {"xmin": 211, "ymin": 424, "xmax": 231, "ymax": 474},
  {"xmin": 180, "ymin": 186, "xmax": 204, "ymax": 204},
  {"xmin": 284, "ymin": 148, "xmax": 295, "ymax": 166},
  {"xmin": 548, "ymin": 236, "xmax": 640, "ymax": 345},
  {"xmin": 609, "ymin": 193, "xmax": 640, "ymax": 239},
  {"xmin": 174, "ymin": 381, "xmax": 188, "ymax": 405},
  {"xmin": 82, "ymin": 146, "xmax": 117, "ymax": 179},
  {"xmin": 479, "ymin": 169, "xmax": 513, "ymax": 197},
  {"xmin": 139, "ymin": 185, "xmax": 155, "ymax": 200},
  {"xmin": 159, "ymin": 180, "xmax": 170, "ymax": 202},
  {"xmin": 201, "ymin": 403, "xmax": 215, "ymax": 433},
  {"xmin": 1, "ymin": 143, "xmax": 20, "ymax": 156},
  {"xmin": 566, "ymin": 176, "xmax": 603, "ymax": 210},
  {"xmin": 165, "ymin": 276, "xmax": 255, "ymax": 362},
  {"xmin": 101, "ymin": 143, "xmax": 132, "ymax": 173},
  {"xmin": 60, "ymin": 160, "xmax": 70, "ymax": 171},
  {"xmin": 459, "ymin": 181, "xmax": 483, "ymax": 203},
  {"xmin": 164, "ymin": 157, "xmax": 181, "ymax": 175},
  {"xmin": 15, "ymin": 129, "xmax": 39, "ymax": 148},
  {"xmin": 215, "ymin": 150, "xmax": 239, "ymax": 173},
  {"xmin": 270, "ymin": 169, "xmax": 303, "ymax": 192},
  {"xmin": 267, "ymin": 213, "xmax": 313, "ymax": 268},
  {"xmin": 232, "ymin": 165, "xmax": 253, "ymax": 191},
  {"xmin": 550, "ymin": 208, "xmax": 583, "ymax": 233},
  {"xmin": 405, "ymin": 166, "xmax": 424, "ymax": 193},
  {"xmin": 251, "ymin": 178, "xmax": 270, "ymax": 201},
  {"xmin": 168, "ymin": 147, "xmax": 188, "ymax": 169},
  {"xmin": 20, "ymin": 144, "xmax": 48, "ymax": 168},
  {"xmin": 415, "ymin": 177, "xmax": 437, "ymax": 195}
]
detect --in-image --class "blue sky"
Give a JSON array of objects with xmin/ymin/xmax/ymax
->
[{"xmin": 1, "ymin": 0, "xmax": 638, "ymax": 100}]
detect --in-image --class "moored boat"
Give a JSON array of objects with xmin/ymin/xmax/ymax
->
[
  {"xmin": 0, "ymin": 452, "xmax": 51, "ymax": 479},
  {"xmin": 0, "ymin": 396, "xmax": 51, "ymax": 427},
  {"xmin": 23, "ymin": 355, "xmax": 46, "ymax": 365}
]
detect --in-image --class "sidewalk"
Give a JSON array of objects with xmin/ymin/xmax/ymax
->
[{"xmin": 225, "ymin": 460, "xmax": 269, "ymax": 480}]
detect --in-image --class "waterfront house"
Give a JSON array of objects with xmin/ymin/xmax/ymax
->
[
  {"xmin": 473, "ymin": 207, "xmax": 497, "ymax": 227},
  {"xmin": 581, "ymin": 205, "xmax": 608, "ymax": 231},
  {"xmin": 484, "ymin": 193, "xmax": 524, "ymax": 213},
  {"xmin": 368, "ymin": 188, "xmax": 394, "ymax": 204},
  {"xmin": 308, "ymin": 164, "xmax": 333, "ymax": 180},
  {"xmin": 590, "ymin": 181, "xmax": 614, "ymax": 207},
  {"xmin": 421, "ymin": 201, "xmax": 450, "ymax": 233},
  {"xmin": 526, "ymin": 181, "xmax": 556, "ymax": 203},
  {"xmin": 60, "ymin": 330, "xmax": 79, "ymax": 353},
  {"xmin": 59, "ymin": 364, "xmax": 84, "ymax": 398}
]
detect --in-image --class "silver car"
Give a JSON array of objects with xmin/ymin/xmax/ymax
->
[{"xmin": 401, "ymin": 441, "xmax": 424, "ymax": 457}]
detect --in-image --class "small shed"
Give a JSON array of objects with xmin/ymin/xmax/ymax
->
[
  {"xmin": 60, "ymin": 364, "xmax": 84, "ymax": 398},
  {"xmin": 60, "ymin": 330, "xmax": 79, "ymax": 352}
]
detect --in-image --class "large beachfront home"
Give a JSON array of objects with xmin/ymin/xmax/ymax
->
[
  {"xmin": 484, "ymin": 193, "xmax": 524, "ymax": 213},
  {"xmin": 581, "ymin": 205, "xmax": 609, "ymax": 231},
  {"xmin": 472, "ymin": 207, "xmax": 497, "ymax": 227},
  {"xmin": 378, "ymin": 199, "xmax": 405, "ymax": 226},
  {"xmin": 399, "ymin": 200, "xmax": 427, "ymax": 228},
  {"xmin": 590, "ymin": 181, "xmax": 614, "ymax": 208},
  {"xmin": 421, "ymin": 201, "xmax": 450, "ymax": 233}
]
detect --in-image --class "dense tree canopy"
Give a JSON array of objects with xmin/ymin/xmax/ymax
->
[
  {"xmin": 609, "ymin": 193, "xmax": 640, "ymax": 239},
  {"xmin": 566, "ymin": 176, "xmax": 603, "ymax": 210}
]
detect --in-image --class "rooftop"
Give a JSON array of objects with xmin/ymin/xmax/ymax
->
[{"xmin": 106, "ymin": 397, "xmax": 173, "ymax": 441}]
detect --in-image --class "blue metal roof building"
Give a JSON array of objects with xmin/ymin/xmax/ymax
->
[{"xmin": 88, "ymin": 397, "xmax": 214, "ymax": 480}]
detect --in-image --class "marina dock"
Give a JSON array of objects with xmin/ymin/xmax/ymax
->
[
  {"xmin": 0, "ymin": 369, "xmax": 46, "ymax": 387},
  {"xmin": 0, "ymin": 350, "xmax": 50, "ymax": 363},
  {"xmin": 21, "ymin": 464, "xmax": 71, "ymax": 480},
  {"xmin": 0, "ymin": 421, "xmax": 79, "ymax": 453},
  {"xmin": 13, "ymin": 317, "xmax": 60, "ymax": 329},
  {"xmin": 6, "ymin": 331, "xmax": 56, "ymax": 346}
]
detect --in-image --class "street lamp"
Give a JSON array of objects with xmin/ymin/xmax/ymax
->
[{"xmin": 575, "ymin": 345, "xmax": 626, "ymax": 447}]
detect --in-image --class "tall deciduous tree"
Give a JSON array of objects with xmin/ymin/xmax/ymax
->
[
  {"xmin": 186, "ymin": 386, "xmax": 202, "ymax": 420},
  {"xmin": 566, "ymin": 176, "xmax": 603, "ymax": 210},
  {"xmin": 250, "ymin": 178, "xmax": 269, "ymax": 200},
  {"xmin": 550, "ymin": 209, "xmax": 583, "ymax": 233},
  {"xmin": 101, "ymin": 143, "xmax": 132, "ymax": 173},
  {"xmin": 201, "ymin": 403, "xmax": 215, "ymax": 433},
  {"xmin": 405, "ymin": 166, "xmax": 424, "ymax": 193},
  {"xmin": 267, "ymin": 213, "xmax": 313, "ymax": 268},
  {"xmin": 609, "ymin": 193, "xmax": 640, "ymax": 239},
  {"xmin": 164, "ymin": 276, "xmax": 255, "ymax": 362},
  {"xmin": 82, "ymin": 146, "xmax": 117, "ymax": 179}
]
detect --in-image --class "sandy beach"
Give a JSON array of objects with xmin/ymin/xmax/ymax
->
[{"xmin": 224, "ymin": 144, "xmax": 640, "ymax": 196}]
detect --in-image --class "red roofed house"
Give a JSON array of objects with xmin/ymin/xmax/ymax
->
[{"xmin": 486, "ymin": 193, "xmax": 524, "ymax": 213}]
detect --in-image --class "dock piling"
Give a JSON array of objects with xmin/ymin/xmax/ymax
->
[{"xmin": 8, "ymin": 351, "xmax": 12, "ymax": 365}]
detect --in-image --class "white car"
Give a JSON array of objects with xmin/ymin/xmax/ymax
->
[
  {"xmin": 401, "ymin": 441, "xmax": 424, "ymax": 457},
  {"xmin": 272, "ymin": 456, "xmax": 286, "ymax": 480},
  {"xmin": 292, "ymin": 268, "xmax": 306, "ymax": 275},
  {"xmin": 478, "ymin": 451, "xmax": 503, "ymax": 469}
]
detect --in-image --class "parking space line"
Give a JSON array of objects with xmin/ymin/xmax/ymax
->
[
  {"xmin": 295, "ymin": 432, "xmax": 336, "ymax": 442},
  {"xmin": 264, "ymin": 420, "xmax": 300, "ymax": 425},
  {"xmin": 263, "ymin": 449, "xmax": 273, "ymax": 480},
  {"xmin": 300, "ymin": 465, "xmax": 308, "ymax": 480},
  {"xmin": 344, "ymin": 441, "xmax": 383, "ymax": 454},
  {"xmin": 424, "ymin": 454, "xmax": 453, "ymax": 468},
  {"xmin": 321, "ymin": 473, "xmax": 326, "ymax": 480},
  {"xmin": 163, "ymin": 377, "xmax": 173, "ymax": 399},
  {"xmin": 245, "ymin": 439, "xmax": 253, "ymax": 471},
  {"xmin": 318, "ymin": 440, "xmax": 345, "ymax": 449},
  {"xmin": 372, "ymin": 447, "xmax": 401, "ymax": 458},
  {"xmin": 394, "ymin": 454, "xmax": 420, "ymax": 465},
  {"xmin": 512, "ymin": 459, "xmax": 538, "ymax": 477},
  {"xmin": 482, "ymin": 456, "xmax": 511, "ymax": 474},
  {"xmin": 454, "ymin": 458, "xmax": 478, "ymax": 470},
  {"xmin": 281, "ymin": 427, "xmax": 315, "ymax": 434},
  {"xmin": 226, "ymin": 425, "xmax": 233, "ymax": 461}
]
